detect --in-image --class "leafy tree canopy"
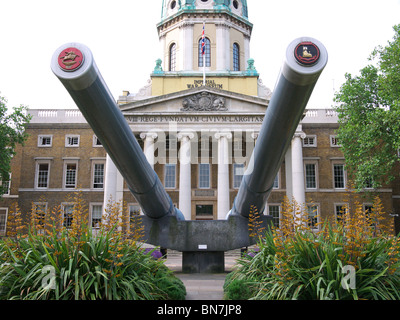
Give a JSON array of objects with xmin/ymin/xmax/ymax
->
[
  {"xmin": 0, "ymin": 94, "xmax": 31, "ymax": 196},
  {"xmin": 334, "ymin": 24, "xmax": 400, "ymax": 190}
]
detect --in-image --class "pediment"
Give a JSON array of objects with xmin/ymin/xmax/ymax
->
[{"xmin": 119, "ymin": 86, "xmax": 268, "ymax": 115}]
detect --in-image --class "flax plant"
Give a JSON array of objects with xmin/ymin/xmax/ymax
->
[
  {"xmin": 248, "ymin": 205, "xmax": 265, "ymax": 240},
  {"xmin": 2, "ymin": 203, "xmax": 25, "ymax": 261},
  {"xmin": 225, "ymin": 196, "xmax": 400, "ymax": 300},
  {"xmin": 0, "ymin": 192, "xmax": 185, "ymax": 300},
  {"xmin": 5, "ymin": 202, "xmax": 25, "ymax": 239}
]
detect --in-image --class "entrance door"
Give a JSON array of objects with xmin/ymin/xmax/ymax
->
[{"xmin": 195, "ymin": 204, "xmax": 214, "ymax": 220}]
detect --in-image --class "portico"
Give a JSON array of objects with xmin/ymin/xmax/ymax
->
[{"xmin": 97, "ymin": 86, "xmax": 307, "ymax": 221}]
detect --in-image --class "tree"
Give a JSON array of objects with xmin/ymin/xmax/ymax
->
[
  {"xmin": 0, "ymin": 94, "xmax": 31, "ymax": 197},
  {"xmin": 334, "ymin": 24, "xmax": 400, "ymax": 191}
]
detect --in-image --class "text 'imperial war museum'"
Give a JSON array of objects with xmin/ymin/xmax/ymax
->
[{"xmin": 1, "ymin": 0, "xmax": 399, "ymax": 237}]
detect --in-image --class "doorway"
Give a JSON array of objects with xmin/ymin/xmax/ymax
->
[{"xmin": 195, "ymin": 204, "xmax": 214, "ymax": 220}]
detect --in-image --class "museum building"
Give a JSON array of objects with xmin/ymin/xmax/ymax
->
[{"xmin": 1, "ymin": 0, "xmax": 399, "ymax": 235}]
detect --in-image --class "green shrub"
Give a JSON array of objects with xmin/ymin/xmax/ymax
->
[
  {"xmin": 0, "ymin": 241, "xmax": 5, "ymax": 264},
  {"xmin": 0, "ymin": 228, "xmax": 186, "ymax": 300},
  {"xmin": 0, "ymin": 195, "xmax": 186, "ymax": 300},
  {"xmin": 226, "ymin": 227, "xmax": 400, "ymax": 300},
  {"xmin": 224, "ymin": 277, "xmax": 252, "ymax": 300},
  {"xmin": 225, "ymin": 197, "xmax": 400, "ymax": 300},
  {"xmin": 155, "ymin": 273, "xmax": 186, "ymax": 300}
]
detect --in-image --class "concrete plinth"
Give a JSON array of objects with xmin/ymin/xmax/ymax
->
[
  {"xmin": 182, "ymin": 251, "xmax": 225, "ymax": 274},
  {"xmin": 136, "ymin": 214, "xmax": 272, "ymax": 273}
]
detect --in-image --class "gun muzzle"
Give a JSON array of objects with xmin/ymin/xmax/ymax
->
[
  {"xmin": 51, "ymin": 43, "xmax": 184, "ymax": 220},
  {"xmin": 231, "ymin": 37, "xmax": 328, "ymax": 218}
]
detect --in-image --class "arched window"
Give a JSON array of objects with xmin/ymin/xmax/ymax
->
[
  {"xmin": 199, "ymin": 37, "xmax": 211, "ymax": 67},
  {"xmin": 169, "ymin": 43, "xmax": 176, "ymax": 71},
  {"xmin": 233, "ymin": 43, "xmax": 240, "ymax": 71}
]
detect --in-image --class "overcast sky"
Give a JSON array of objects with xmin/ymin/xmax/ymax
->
[{"xmin": 0, "ymin": 0, "xmax": 399, "ymax": 110}]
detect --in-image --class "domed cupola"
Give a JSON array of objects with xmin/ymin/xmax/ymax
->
[{"xmin": 158, "ymin": 0, "xmax": 253, "ymax": 74}]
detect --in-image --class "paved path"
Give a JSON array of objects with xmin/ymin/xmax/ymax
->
[
  {"xmin": 176, "ymin": 273, "xmax": 228, "ymax": 300},
  {"xmin": 164, "ymin": 251, "xmax": 240, "ymax": 300}
]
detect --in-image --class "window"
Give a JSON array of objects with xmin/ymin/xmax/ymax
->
[
  {"xmin": 303, "ymin": 135, "xmax": 317, "ymax": 147},
  {"xmin": 92, "ymin": 163, "xmax": 105, "ymax": 189},
  {"xmin": 196, "ymin": 204, "xmax": 213, "ymax": 220},
  {"xmin": 233, "ymin": 43, "xmax": 240, "ymax": 71},
  {"xmin": 91, "ymin": 204, "xmax": 103, "ymax": 229},
  {"xmin": 129, "ymin": 205, "xmax": 141, "ymax": 217},
  {"xmin": 63, "ymin": 204, "xmax": 74, "ymax": 229},
  {"xmin": 0, "ymin": 209, "xmax": 7, "ymax": 235},
  {"xmin": 364, "ymin": 204, "xmax": 373, "ymax": 219},
  {"xmin": 273, "ymin": 173, "xmax": 280, "ymax": 189},
  {"xmin": 333, "ymin": 164, "xmax": 346, "ymax": 189},
  {"xmin": 36, "ymin": 162, "xmax": 50, "ymax": 189},
  {"xmin": 268, "ymin": 205, "xmax": 280, "ymax": 228},
  {"xmin": 305, "ymin": 163, "xmax": 317, "ymax": 189},
  {"xmin": 169, "ymin": 43, "xmax": 176, "ymax": 71},
  {"xmin": 1, "ymin": 173, "xmax": 11, "ymax": 196},
  {"xmin": 233, "ymin": 163, "xmax": 244, "ymax": 189},
  {"xmin": 38, "ymin": 135, "xmax": 52, "ymax": 147},
  {"xmin": 93, "ymin": 135, "xmax": 103, "ymax": 147},
  {"xmin": 33, "ymin": 203, "xmax": 47, "ymax": 234},
  {"xmin": 64, "ymin": 162, "xmax": 77, "ymax": 189},
  {"xmin": 364, "ymin": 177, "xmax": 374, "ymax": 189},
  {"xmin": 165, "ymin": 164, "xmax": 176, "ymax": 189},
  {"xmin": 65, "ymin": 135, "xmax": 80, "ymax": 147},
  {"xmin": 335, "ymin": 203, "xmax": 348, "ymax": 223},
  {"xmin": 199, "ymin": 163, "xmax": 210, "ymax": 189},
  {"xmin": 129, "ymin": 204, "xmax": 141, "ymax": 230},
  {"xmin": 330, "ymin": 135, "xmax": 341, "ymax": 147},
  {"xmin": 307, "ymin": 204, "xmax": 319, "ymax": 231},
  {"xmin": 198, "ymin": 37, "xmax": 211, "ymax": 67}
]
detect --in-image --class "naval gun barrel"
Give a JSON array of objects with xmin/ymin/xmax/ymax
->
[
  {"xmin": 231, "ymin": 37, "xmax": 328, "ymax": 219},
  {"xmin": 51, "ymin": 43, "xmax": 184, "ymax": 221}
]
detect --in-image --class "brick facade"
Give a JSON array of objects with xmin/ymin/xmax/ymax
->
[{"xmin": 1, "ymin": 109, "xmax": 398, "ymax": 237}]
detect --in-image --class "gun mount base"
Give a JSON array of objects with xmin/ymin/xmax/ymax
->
[
  {"xmin": 136, "ymin": 215, "xmax": 272, "ymax": 273},
  {"xmin": 182, "ymin": 252, "xmax": 225, "ymax": 274}
]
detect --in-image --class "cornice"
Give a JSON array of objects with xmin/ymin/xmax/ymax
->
[
  {"xmin": 157, "ymin": 9, "xmax": 253, "ymax": 37},
  {"xmin": 119, "ymin": 86, "xmax": 268, "ymax": 112}
]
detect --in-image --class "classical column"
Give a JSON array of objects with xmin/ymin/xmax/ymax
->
[
  {"xmin": 140, "ymin": 132, "xmax": 158, "ymax": 169},
  {"xmin": 216, "ymin": 23, "xmax": 230, "ymax": 71},
  {"xmin": 159, "ymin": 34, "xmax": 167, "ymax": 71},
  {"xmin": 244, "ymin": 34, "xmax": 251, "ymax": 70},
  {"xmin": 180, "ymin": 22, "xmax": 194, "ymax": 71},
  {"xmin": 215, "ymin": 131, "xmax": 232, "ymax": 220},
  {"xmin": 291, "ymin": 129, "xmax": 307, "ymax": 213},
  {"xmin": 178, "ymin": 132, "xmax": 194, "ymax": 220},
  {"xmin": 285, "ymin": 144, "xmax": 293, "ymax": 200},
  {"xmin": 103, "ymin": 154, "xmax": 124, "ymax": 219}
]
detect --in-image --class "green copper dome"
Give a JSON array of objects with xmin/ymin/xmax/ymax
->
[{"xmin": 161, "ymin": 0, "xmax": 248, "ymax": 21}]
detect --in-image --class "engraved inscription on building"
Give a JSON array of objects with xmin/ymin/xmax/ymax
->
[
  {"xmin": 186, "ymin": 80, "xmax": 223, "ymax": 90},
  {"xmin": 182, "ymin": 92, "xmax": 227, "ymax": 112}
]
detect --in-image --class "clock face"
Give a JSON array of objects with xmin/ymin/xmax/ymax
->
[
  {"xmin": 58, "ymin": 47, "xmax": 84, "ymax": 72},
  {"xmin": 294, "ymin": 42, "xmax": 320, "ymax": 66}
]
